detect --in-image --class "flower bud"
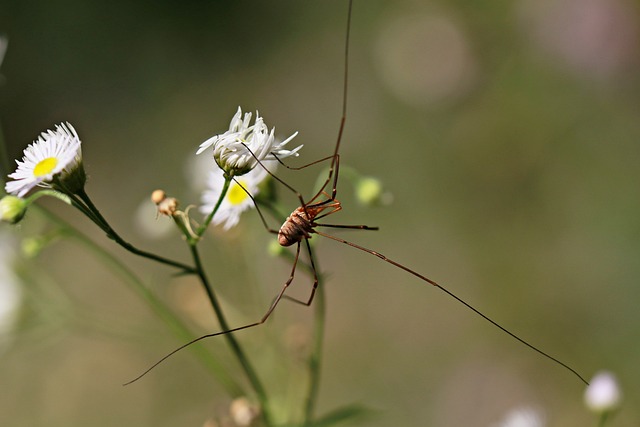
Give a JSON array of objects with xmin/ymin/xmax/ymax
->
[
  {"xmin": 229, "ymin": 397, "xmax": 259, "ymax": 427},
  {"xmin": 355, "ymin": 176, "xmax": 392, "ymax": 206},
  {"xmin": 0, "ymin": 195, "xmax": 27, "ymax": 224},
  {"xmin": 151, "ymin": 189, "xmax": 166, "ymax": 204},
  {"xmin": 151, "ymin": 189, "xmax": 178, "ymax": 217}
]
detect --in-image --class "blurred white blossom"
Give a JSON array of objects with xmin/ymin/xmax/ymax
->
[
  {"xmin": 0, "ymin": 232, "xmax": 22, "ymax": 353},
  {"xmin": 492, "ymin": 406, "xmax": 546, "ymax": 427},
  {"xmin": 585, "ymin": 371, "xmax": 622, "ymax": 413},
  {"xmin": 200, "ymin": 162, "xmax": 273, "ymax": 230},
  {"xmin": 135, "ymin": 195, "xmax": 175, "ymax": 239}
]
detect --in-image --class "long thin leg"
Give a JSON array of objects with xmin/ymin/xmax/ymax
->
[
  {"xmin": 241, "ymin": 0, "xmax": 352, "ymax": 206},
  {"xmin": 241, "ymin": 142, "xmax": 308, "ymax": 208},
  {"xmin": 305, "ymin": 153, "xmax": 341, "ymax": 208},
  {"xmin": 232, "ymin": 177, "xmax": 279, "ymax": 234},
  {"xmin": 314, "ymin": 223, "xmax": 378, "ymax": 231},
  {"xmin": 283, "ymin": 238, "xmax": 320, "ymax": 307},
  {"xmin": 125, "ymin": 242, "xmax": 304, "ymax": 385},
  {"xmin": 242, "ymin": 143, "xmax": 340, "ymax": 219},
  {"xmin": 312, "ymin": 229, "xmax": 590, "ymax": 386},
  {"xmin": 308, "ymin": 0, "xmax": 353, "ymax": 203},
  {"xmin": 270, "ymin": 0, "xmax": 352, "ymax": 204},
  {"xmin": 271, "ymin": 152, "xmax": 335, "ymax": 172}
]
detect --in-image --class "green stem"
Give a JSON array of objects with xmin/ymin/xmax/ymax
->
[
  {"xmin": 26, "ymin": 189, "xmax": 73, "ymax": 206},
  {"xmin": 195, "ymin": 174, "xmax": 232, "ymax": 238},
  {"xmin": 189, "ymin": 244, "xmax": 272, "ymax": 426},
  {"xmin": 75, "ymin": 189, "xmax": 196, "ymax": 273},
  {"xmin": 187, "ymin": 175, "xmax": 271, "ymax": 424},
  {"xmin": 36, "ymin": 206, "xmax": 243, "ymax": 396},
  {"xmin": 303, "ymin": 254, "xmax": 326, "ymax": 426},
  {"xmin": 597, "ymin": 412, "xmax": 609, "ymax": 427}
]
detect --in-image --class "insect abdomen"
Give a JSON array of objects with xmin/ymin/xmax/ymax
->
[{"xmin": 278, "ymin": 207, "xmax": 314, "ymax": 247}]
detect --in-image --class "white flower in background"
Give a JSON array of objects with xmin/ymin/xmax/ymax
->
[
  {"xmin": 5, "ymin": 122, "xmax": 85, "ymax": 197},
  {"xmin": 0, "ymin": 232, "xmax": 22, "ymax": 353},
  {"xmin": 585, "ymin": 371, "xmax": 622, "ymax": 413},
  {"xmin": 197, "ymin": 107, "xmax": 301, "ymax": 176},
  {"xmin": 492, "ymin": 406, "xmax": 546, "ymax": 427},
  {"xmin": 200, "ymin": 161, "xmax": 272, "ymax": 230}
]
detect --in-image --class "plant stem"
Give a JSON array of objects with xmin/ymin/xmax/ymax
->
[
  {"xmin": 189, "ymin": 244, "xmax": 272, "ymax": 426},
  {"xmin": 598, "ymin": 412, "xmax": 609, "ymax": 427},
  {"xmin": 195, "ymin": 175, "xmax": 232, "ymax": 238},
  {"xmin": 188, "ymin": 175, "xmax": 272, "ymax": 425},
  {"xmin": 75, "ymin": 189, "xmax": 196, "ymax": 273},
  {"xmin": 36, "ymin": 206, "xmax": 243, "ymax": 395},
  {"xmin": 303, "ymin": 253, "xmax": 326, "ymax": 426}
]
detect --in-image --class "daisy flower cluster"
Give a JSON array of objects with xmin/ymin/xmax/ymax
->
[
  {"xmin": 197, "ymin": 107, "xmax": 301, "ymax": 230},
  {"xmin": 197, "ymin": 106, "xmax": 301, "ymax": 176}
]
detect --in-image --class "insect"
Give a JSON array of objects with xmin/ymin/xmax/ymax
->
[{"xmin": 126, "ymin": 0, "xmax": 588, "ymax": 387}]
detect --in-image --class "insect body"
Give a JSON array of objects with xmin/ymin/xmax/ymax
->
[{"xmin": 278, "ymin": 201, "xmax": 341, "ymax": 247}]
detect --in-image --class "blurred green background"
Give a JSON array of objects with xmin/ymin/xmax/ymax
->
[{"xmin": 1, "ymin": 0, "xmax": 639, "ymax": 425}]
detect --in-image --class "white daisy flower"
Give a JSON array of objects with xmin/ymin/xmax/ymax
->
[
  {"xmin": 5, "ymin": 122, "xmax": 85, "ymax": 197},
  {"xmin": 199, "ymin": 161, "xmax": 273, "ymax": 230},
  {"xmin": 197, "ymin": 106, "xmax": 301, "ymax": 176}
]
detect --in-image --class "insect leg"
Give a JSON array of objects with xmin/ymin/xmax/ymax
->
[
  {"xmin": 312, "ymin": 229, "xmax": 590, "ymax": 386},
  {"xmin": 125, "ymin": 241, "xmax": 304, "ymax": 385},
  {"xmin": 232, "ymin": 177, "xmax": 279, "ymax": 234},
  {"xmin": 283, "ymin": 238, "xmax": 320, "ymax": 307}
]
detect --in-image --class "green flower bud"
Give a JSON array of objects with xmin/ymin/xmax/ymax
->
[{"xmin": 0, "ymin": 195, "xmax": 27, "ymax": 224}]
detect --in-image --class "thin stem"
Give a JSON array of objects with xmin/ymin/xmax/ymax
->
[
  {"xmin": 75, "ymin": 189, "xmax": 196, "ymax": 273},
  {"xmin": 67, "ymin": 192, "xmax": 107, "ymax": 226},
  {"xmin": 597, "ymin": 412, "xmax": 609, "ymax": 427},
  {"xmin": 195, "ymin": 174, "xmax": 232, "ymax": 238},
  {"xmin": 189, "ymin": 244, "xmax": 272, "ymax": 426},
  {"xmin": 186, "ymin": 172, "xmax": 271, "ymax": 422},
  {"xmin": 35, "ymin": 206, "xmax": 243, "ymax": 396},
  {"xmin": 303, "ymin": 252, "xmax": 326, "ymax": 426}
]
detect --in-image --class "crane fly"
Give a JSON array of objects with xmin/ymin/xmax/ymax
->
[{"xmin": 125, "ymin": 0, "xmax": 589, "ymax": 387}]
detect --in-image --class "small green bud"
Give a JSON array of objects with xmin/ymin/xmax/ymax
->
[
  {"xmin": 355, "ymin": 176, "xmax": 386, "ymax": 206},
  {"xmin": 0, "ymin": 195, "xmax": 27, "ymax": 224},
  {"xmin": 268, "ymin": 239, "xmax": 285, "ymax": 257},
  {"xmin": 21, "ymin": 237, "xmax": 44, "ymax": 258}
]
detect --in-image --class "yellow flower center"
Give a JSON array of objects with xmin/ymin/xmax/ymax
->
[
  {"xmin": 33, "ymin": 157, "xmax": 58, "ymax": 177},
  {"xmin": 227, "ymin": 179, "xmax": 249, "ymax": 206}
]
